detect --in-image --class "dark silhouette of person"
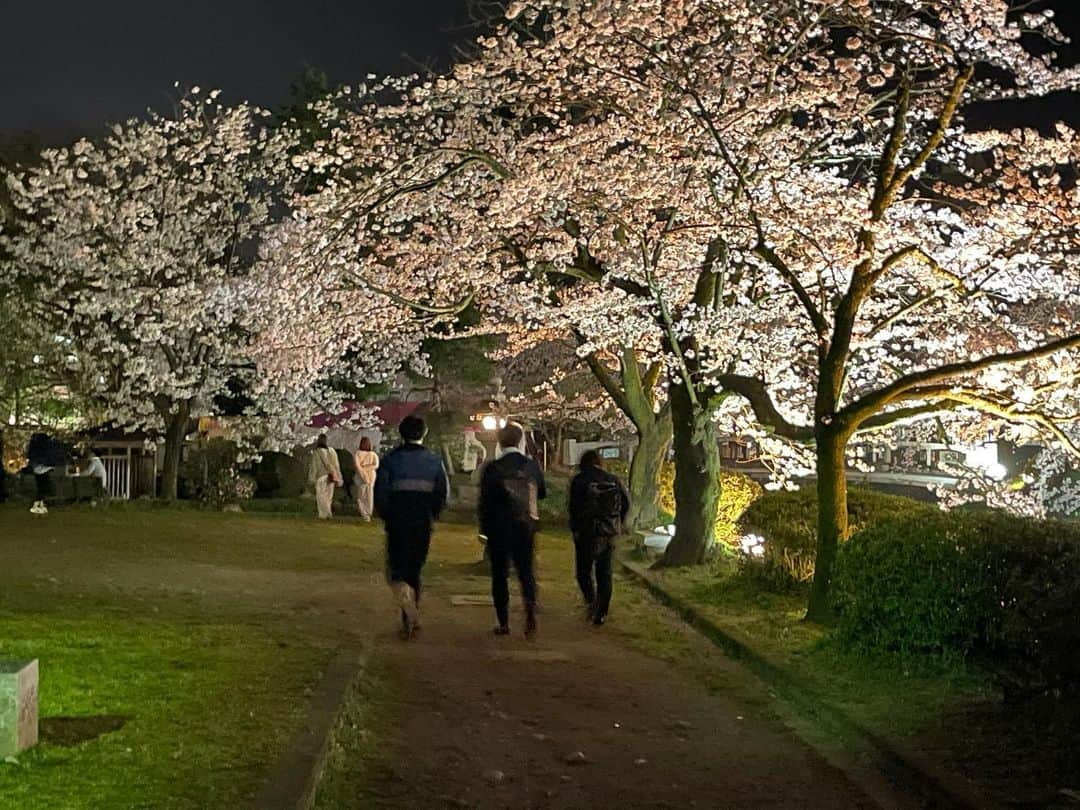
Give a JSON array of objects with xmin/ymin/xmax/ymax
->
[
  {"xmin": 374, "ymin": 416, "xmax": 448, "ymax": 639},
  {"xmin": 479, "ymin": 422, "xmax": 547, "ymax": 638}
]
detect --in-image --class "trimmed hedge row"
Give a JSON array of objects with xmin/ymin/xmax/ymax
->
[
  {"xmin": 739, "ymin": 487, "xmax": 933, "ymax": 589},
  {"xmin": 834, "ymin": 511, "xmax": 1080, "ymax": 699}
]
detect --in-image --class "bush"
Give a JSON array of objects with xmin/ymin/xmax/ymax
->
[
  {"xmin": 739, "ymin": 487, "xmax": 933, "ymax": 590},
  {"xmin": 253, "ymin": 451, "xmax": 307, "ymax": 498},
  {"xmin": 834, "ymin": 510, "xmax": 1080, "ymax": 699},
  {"xmin": 179, "ymin": 439, "xmax": 253, "ymax": 506},
  {"xmin": 656, "ymin": 460, "xmax": 762, "ymax": 545}
]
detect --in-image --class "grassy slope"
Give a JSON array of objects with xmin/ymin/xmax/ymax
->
[
  {"xmin": 0, "ymin": 504, "xmax": 384, "ymax": 810},
  {"xmin": 632, "ymin": 555, "xmax": 995, "ymax": 740}
]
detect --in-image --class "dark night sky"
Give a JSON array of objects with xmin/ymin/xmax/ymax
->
[
  {"xmin": 1, "ymin": 0, "xmax": 1078, "ymax": 142},
  {"xmin": 1, "ymin": 0, "xmax": 474, "ymax": 141}
]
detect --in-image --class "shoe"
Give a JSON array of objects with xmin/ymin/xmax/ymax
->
[
  {"xmin": 593, "ymin": 615, "xmax": 606, "ymax": 627},
  {"xmin": 583, "ymin": 601, "xmax": 596, "ymax": 621},
  {"xmin": 524, "ymin": 608, "xmax": 538, "ymax": 640},
  {"xmin": 409, "ymin": 622, "xmax": 422, "ymax": 640},
  {"xmin": 493, "ymin": 625, "xmax": 511, "ymax": 636}
]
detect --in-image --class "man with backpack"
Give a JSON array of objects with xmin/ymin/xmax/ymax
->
[
  {"xmin": 479, "ymin": 422, "xmax": 547, "ymax": 638},
  {"xmin": 568, "ymin": 450, "xmax": 630, "ymax": 626},
  {"xmin": 374, "ymin": 415, "xmax": 449, "ymax": 640}
]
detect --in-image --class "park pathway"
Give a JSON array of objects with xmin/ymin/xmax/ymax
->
[{"xmin": 350, "ymin": 562, "xmax": 881, "ymax": 810}]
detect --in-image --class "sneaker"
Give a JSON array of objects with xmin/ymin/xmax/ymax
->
[
  {"xmin": 592, "ymin": 615, "xmax": 606, "ymax": 627},
  {"xmin": 525, "ymin": 608, "xmax": 538, "ymax": 640},
  {"xmin": 493, "ymin": 625, "xmax": 511, "ymax": 636}
]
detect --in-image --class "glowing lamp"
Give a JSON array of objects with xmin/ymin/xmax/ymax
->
[{"xmin": 481, "ymin": 415, "xmax": 499, "ymax": 431}]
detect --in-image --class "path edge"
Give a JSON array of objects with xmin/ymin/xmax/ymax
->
[
  {"xmin": 253, "ymin": 644, "xmax": 367, "ymax": 810},
  {"xmin": 618, "ymin": 555, "xmax": 1001, "ymax": 810}
]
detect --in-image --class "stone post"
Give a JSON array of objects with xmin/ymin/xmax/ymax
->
[{"xmin": 0, "ymin": 660, "xmax": 38, "ymax": 757}]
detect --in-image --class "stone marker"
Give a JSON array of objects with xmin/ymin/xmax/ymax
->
[{"xmin": 0, "ymin": 660, "xmax": 39, "ymax": 757}]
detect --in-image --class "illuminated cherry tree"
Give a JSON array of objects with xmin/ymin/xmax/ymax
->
[
  {"xmin": 265, "ymin": 1, "xmax": 1077, "ymax": 596},
  {"xmin": 2, "ymin": 92, "xmax": 298, "ymax": 499},
  {"xmin": 656, "ymin": 0, "xmax": 1080, "ymax": 616}
]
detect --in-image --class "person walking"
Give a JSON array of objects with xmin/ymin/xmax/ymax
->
[
  {"xmin": 374, "ymin": 416, "xmax": 449, "ymax": 639},
  {"xmin": 479, "ymin": 422, "xmax": 547, "ymax": 639},
  {"xmin": 568, "ymin": 450, "xmax": 630, "ymax": 626},
  {"xmin": 309, "ymin": 435, "xmax": 343, "ymax": 519},
  {"xmin": 353, "ymin": 437, "xmax": 379, "ymax": 521},
  {"xmin": 26, "ymin": 432, "xmax": 56, "ymax": 515}
]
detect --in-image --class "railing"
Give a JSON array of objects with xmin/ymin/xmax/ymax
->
[{"xmin": 102, "ymin": 453, "xmax": 131, "ymax": 499}]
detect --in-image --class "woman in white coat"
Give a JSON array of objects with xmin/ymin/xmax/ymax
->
[
  {"xmin": 310, "ymin": 435, "xmax": 343, "ymax": 519},
  {"xmin": 353, "ymin": 436, "xmax": 379, "ymax": 520}
]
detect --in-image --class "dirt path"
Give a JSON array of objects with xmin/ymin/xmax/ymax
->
[{"xmin": 353, "ymin": 566, "xmax": 879, "ymax": 810}]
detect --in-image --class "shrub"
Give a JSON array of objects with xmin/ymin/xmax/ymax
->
[
  {"xmin": 739, "ymin": 487, "xmax": 933, "ymax": 590},
  {"xmin": 834, "ymin": 510, "xmax": 1080, "ymax": 699},
  {"xmin": 252, "ymin": 451, "xmax": 307, "ymax": 498},
  {"xmin": 656, "ymin": 460, "xmax": 762, "ymax": 545},
  {"xmin": 179, "ymin": 439, "xmax": 252, "ymax": 506}
]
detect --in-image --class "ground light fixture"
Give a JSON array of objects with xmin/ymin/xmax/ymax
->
[{"xmin": 740, "ymin": 533, "xmax": 766, "ymax": 558}]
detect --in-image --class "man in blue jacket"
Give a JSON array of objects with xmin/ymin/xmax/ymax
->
[{"xmin": 374, "ymin": 415, "xmax": 449, "ymax": 639}]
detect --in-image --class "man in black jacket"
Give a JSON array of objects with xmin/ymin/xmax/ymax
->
[
  {"xmin": 374, "ymin": 416, "xmax": 449, "ymax": 639},
  {"xmin": 568, "ymin": 450, "xmax": 630, "ymax": 626},
  {"xmin": 479, "ymin": 422, "xmax": 547, "ymax": 638}
]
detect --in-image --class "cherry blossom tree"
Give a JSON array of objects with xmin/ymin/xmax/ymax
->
[
  {"xmin": 263, "ymin": 0, "xmax": 1078, "ymax": 591},
  {"xmin": 663, "ymin": 1, "xmax": 1080, "ymax": 617},
  {"xmin": 273, "ymin": 89, "xmax": 684, "ymax": 528},
  {"xmin": 2, "ymin": 92, "xmax": 298, "ymax": 499}
]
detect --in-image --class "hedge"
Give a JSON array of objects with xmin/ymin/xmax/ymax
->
[
  {"xmin": 834, "ymin": 510, "xmax": 1080, "ymax": 700},
  {"xmin": 738, "ymin": 487, "xmax": 933, "ymax": 589}
]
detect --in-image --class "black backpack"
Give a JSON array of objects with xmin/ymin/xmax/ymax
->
[
  {"xmin": 500, "ymin": 463, "xmax": 539, "ymax": 522},
  {"xmin": 583, "ymin": 477, "xmax": 623, "ymax": 538}
]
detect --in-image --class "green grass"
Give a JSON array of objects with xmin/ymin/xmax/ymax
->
[
  {"xmin": 633, "ymin": 556, "xmax": 997, "ymax": 740},
  {"xmin": 0, "ymin": 617, "xmax": 322, "ymax": 809},
  {"xmin": 313, "ymin": 661, "xmax": 391, "ymax": 810},
  {"xmin": 0, "ymin": 502, "xmax": 385, "ymax": 810}
]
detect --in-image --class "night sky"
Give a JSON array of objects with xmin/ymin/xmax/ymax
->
[
  {"xmin": 1, "ymin": 0, "xmax": 1078, "ymax": 142},
  {"xmin": 1, "ymin": 0, "xmax": 474, "ymax": 141}
]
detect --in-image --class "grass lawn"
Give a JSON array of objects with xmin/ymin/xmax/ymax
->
[
  {"xmin": 628, "ymin": 552, "xmax": 996, "ymax": 733},
  {"xmin": 0, "ymin": 501, "xmax": 383, "ymax": 810}
]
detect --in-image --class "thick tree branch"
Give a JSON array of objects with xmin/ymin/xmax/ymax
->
[
  {"xmin": 713, "ymin": 374, "xmax": 813, "ymax": 441},
  {"xmin": 841, "ymin": 334, "xmax": 1080, "ymax": 428}
]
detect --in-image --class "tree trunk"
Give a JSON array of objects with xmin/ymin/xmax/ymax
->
[
  {"xmin": 659, "ymin": 383, "xmax": 720, "ymax": 566},
  {"xmin": 554, "ymin": 421, "xmax": 566, "ymax": 468},
  {"xmin": 160, "ymin": 401, "xmax": 191, "ymax": 501},
  {"xmin": 626, "ymin": 414, "xmax": 670, "ymax": 531},
  {"xmin": 0, "ymin": 427, "xmax": 7, "ymax": 502},
  {"xmin": 805, "ymin": 428, "xmax": 849, "ymax": 623}
]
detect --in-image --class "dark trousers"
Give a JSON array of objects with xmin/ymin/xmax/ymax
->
[
  {"xmin": 575, "ymin": 536, "xmax": 614, "ymax": 620},
  {"xmin": 488, "ymin": 522, "xmax": 538, "ymax": 628},
  {"xmin": 385, "ymin": 516, "xmax": 433, "ymax": 606},
  {"xmin": 34, "ymin": 473, "xmax": 54, "ymax": 501}
]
